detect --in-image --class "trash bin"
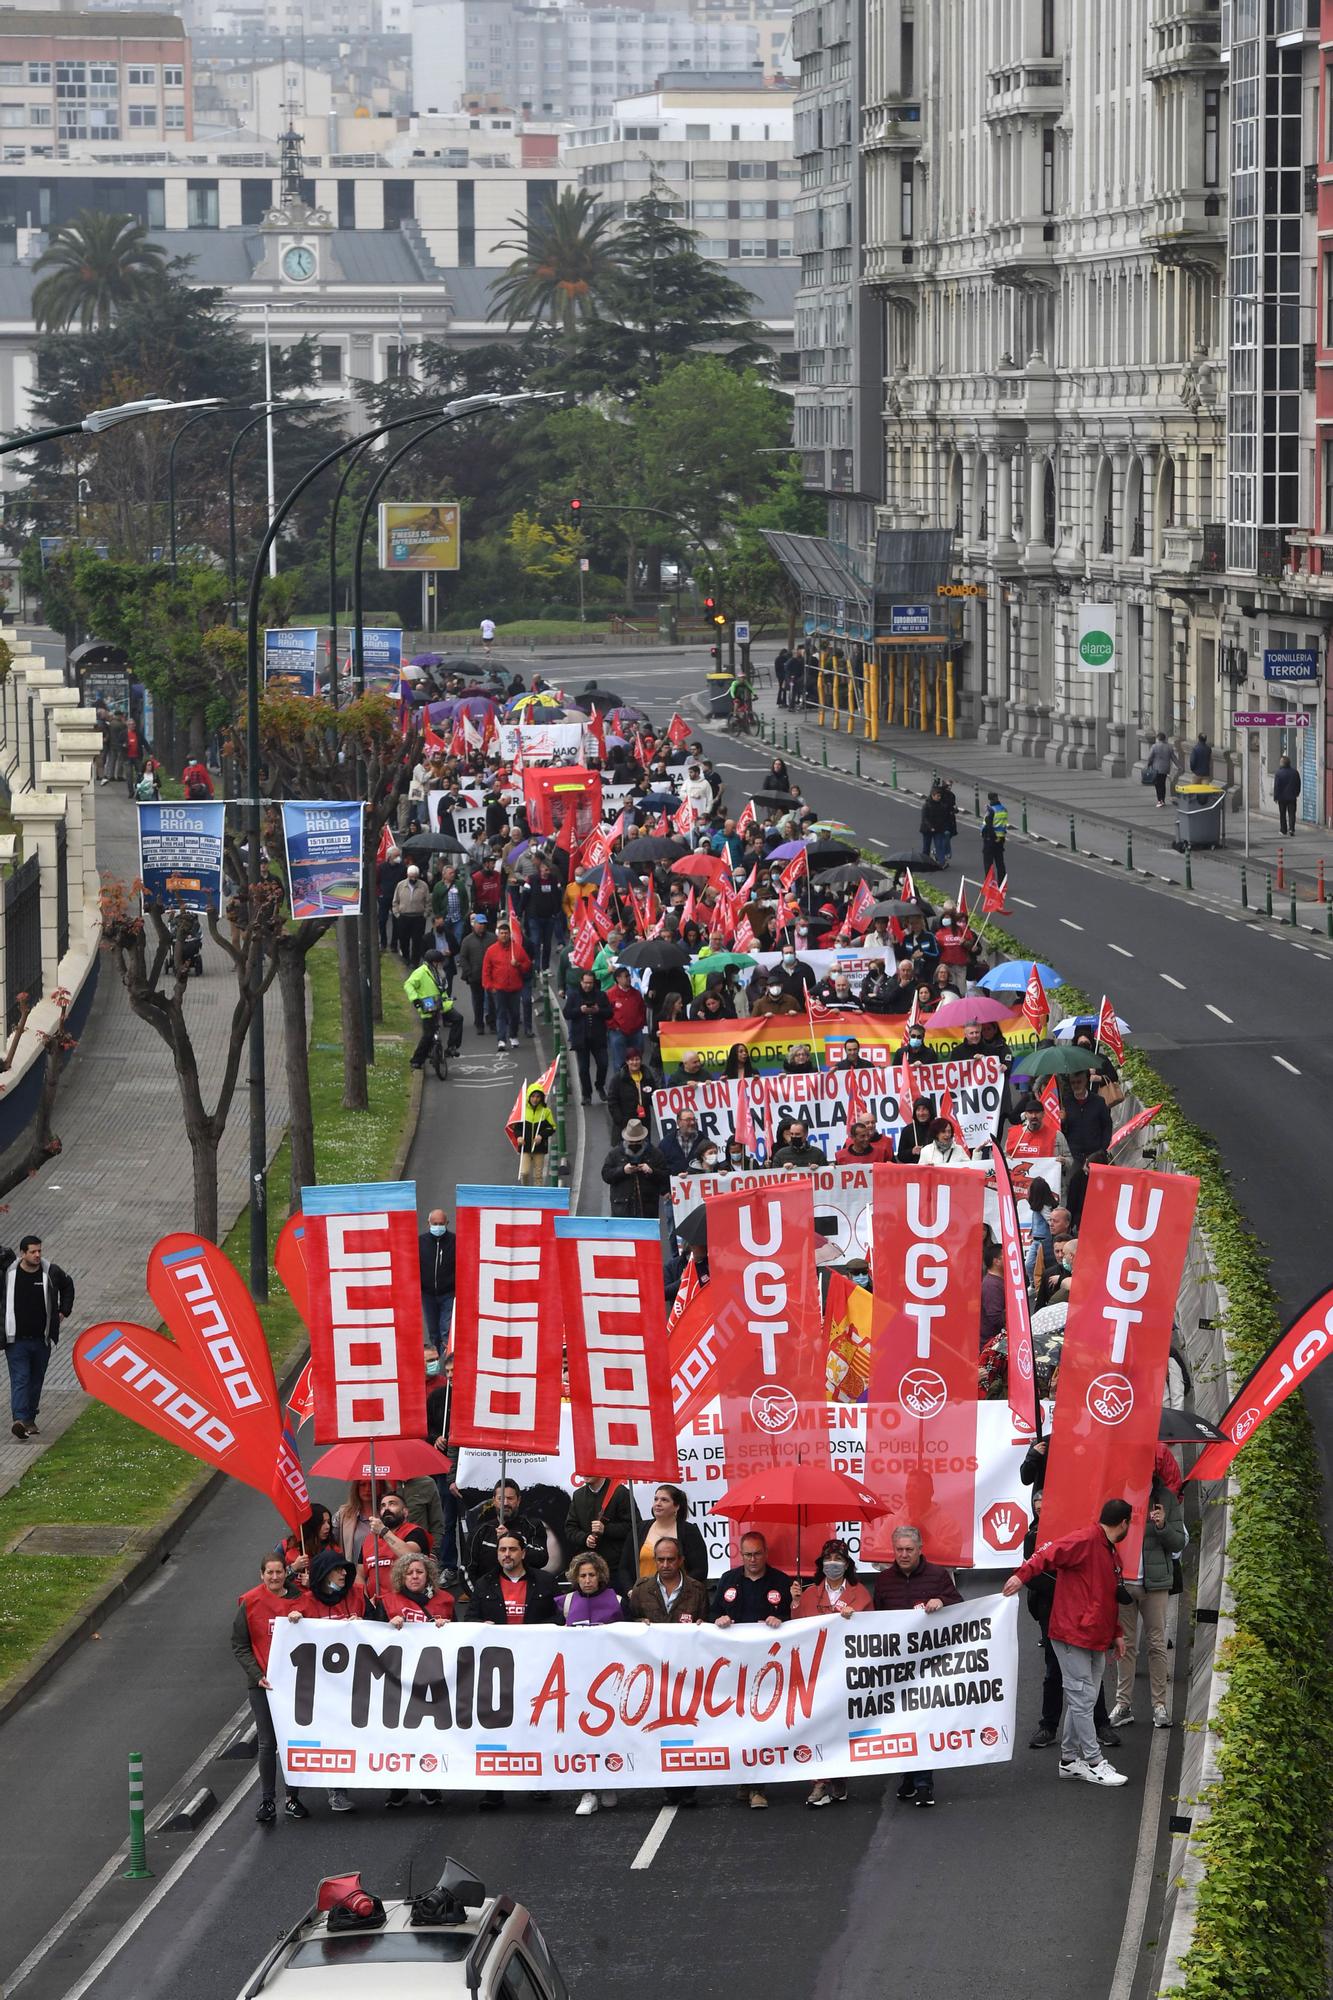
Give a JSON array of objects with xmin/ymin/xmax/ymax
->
[
  {"xmin": 1174, "ymin": 782, "xmax": 1226, "ymax": 849},
  {"xmin": 705, "ymin": 670, "xmax": 732, "ymax": 719}
]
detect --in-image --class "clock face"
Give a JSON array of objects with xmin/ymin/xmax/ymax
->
[{"xmin": 282, "ymin": 243, "xmax": 316, "ymax": 282}]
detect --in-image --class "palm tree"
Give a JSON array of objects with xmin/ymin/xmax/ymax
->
[
  {"xmin": 489, "ymin": 187, "xmax": 621, "ymax": 334},
  {"xmin": 32, "ymin": 212, "xmax": 169, "ymax": 333}
]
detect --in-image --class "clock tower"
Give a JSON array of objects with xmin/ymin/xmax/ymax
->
[{"xmin": 259, "ymin": 121, "xmax": 333, "ymax": 285}]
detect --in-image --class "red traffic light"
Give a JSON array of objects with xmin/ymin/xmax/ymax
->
[
  {"xmin": 703, "ymin": 595, "xmax": 715, "ymax": 610},
  {"xmin": 570, "ymin": 498, "xmax": 582, "ymax": 513}
]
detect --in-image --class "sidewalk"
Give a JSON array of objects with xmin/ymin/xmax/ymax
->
[
  {"xmin": 0, "ymin": 782, "xmax": 288, "ymax": 1497},
  {"xmin": 742, "ymin": 685, "xmax": 1333, "ymax": 927}
]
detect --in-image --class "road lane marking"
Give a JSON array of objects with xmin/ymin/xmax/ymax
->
[
  {"xmin": 1160, "ymin": 974, "xmax": 1187, "ymax": 989},
  {"xmin": 1059, "ymin": 918, "xmax": 1084, "ymax": 931},
  {"xmin": 1205, "ymin": 1005, "xmax": 1233, "ymax": 1024},
  {"xmin": 1107, "ymin": 944, "xmax": 1133, "ymax": 957},
  {"xmin": 631, "ymin": 1805, "xmax": 677, "ymax": 1870},
  {"xmin": 1108, "ymin": 1602, "xmax": 1178, "ymax": 2000},
  {"xmin": 1011, "ymin": 896, "xmax": 1037, "ymax": 908},
  {"xmin": 1273, "ymin": 1056, "xmax": 1302, "ymax": 1075}
]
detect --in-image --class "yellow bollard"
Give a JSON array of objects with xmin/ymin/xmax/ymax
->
[
  {"xmin": 866, "ymin": 652, "xmax": 879, "ymax": 742},
  {"xmin": 818, "ymin": 653, "xmax": 828, "ymax": 727},
  {"xmin": 831, "ymin": 655, "xmax": 840, "ymax": 729},
  {"xmin": 946, "ymin": 659, "xmax": 956, "ymax": 739},
  {"xmin": 918, "ymin": 657, "xmax": 927, "ymax": 732}
]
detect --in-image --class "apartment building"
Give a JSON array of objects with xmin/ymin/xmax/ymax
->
[{"xmin": 0, "ymin": 10, "xmax": 191, "ymax": 146}]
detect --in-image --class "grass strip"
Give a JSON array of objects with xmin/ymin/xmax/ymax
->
[{"xmin": 0, "ymin": 940, "xmax": 417, "ymax": 1688}]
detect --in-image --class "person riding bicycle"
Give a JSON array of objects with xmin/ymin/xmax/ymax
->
[
  {"xmin": 404, "ymin": 952, "xmax": 463, "ymax": 1072},
  {"xmin": 728, "ymin": 673, "xmax": 755, "ymax": 729}
]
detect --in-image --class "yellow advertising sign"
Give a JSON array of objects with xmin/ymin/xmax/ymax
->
[{"xmin": 377, "ymin": 502, "xmax": 461, "ymax": 572}]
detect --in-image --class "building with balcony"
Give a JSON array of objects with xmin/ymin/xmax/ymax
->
[
  {"xmin": 0, "ymin": 10, "xmax": 192, "ymax": 147},
  {"xmin": 848, "ymin": 0, "xmax": 1228, "ymax": 778}
]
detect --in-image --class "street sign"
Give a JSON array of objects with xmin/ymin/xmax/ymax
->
[
  {"xmin": 1263, "ymin": 648, "xmax": 1318, "ymax": 682},
  {"xmin": 1077, "ymin": 602, "xmax": 1116, "ymax": 674},
  {"xmin": 890, "ymin": 605, "xmax": 931, "ymax": 636},
  {"xmin": 734, "ymin": 620, "xmax": 751, "ymax": 644},
  {"xmin": 1235, "ymin": 711, "xmax": 1312, "ymax": 728},
  {"xmin": 937, "ymin": 582, "xmax": 986, "ymax": 598}
]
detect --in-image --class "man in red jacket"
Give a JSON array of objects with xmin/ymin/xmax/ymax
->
[
  {"xmin": 481, "ymin": 920, "xmax": 531, "ymax": 1050},
  {"xmin": 834, "ymin": 1117, "xmax": 895, "ymax": 1165},
  {"xmin": 605, "ymin": 964, "xmax": 647, "ymax": 1074},
  {"xmin": 872, "ymin": 1525, "xmax": 963, "ymax": 1808},
  {"xmin": 1003, "ymin": 1496, "xmax": 1132, "ymax": 1787}
]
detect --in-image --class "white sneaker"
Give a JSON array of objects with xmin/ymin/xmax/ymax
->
[
  {"xmin": 574, "ymin": 1791, "xmax": 598, "ymax": 1816},
  {"xmin": 1152, "ymin": 1705, "xmax": 1170, "ymax": 1729},
  {"xmin": 1108, "ymin": 1702, "xmax": 1134, "ymax": 1726},
  {"xmin": 1075, "ymin": 1759, "xmax": 1129, "ymax": 1787},
  {"xmin": 1058, "ymin": 1759, "xmax": 1088, "ymax": 1781}
]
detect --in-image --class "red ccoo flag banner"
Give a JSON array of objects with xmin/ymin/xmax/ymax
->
[
  {"xmin": 452, "ymin": 1183, "xmax": 569, "ymax": 1453},
  {"xmin": 1187, "ymin": 1284, "xmax": 1333, "ymax": 1483},
  {"xmin": 555, "ymin": 1217, "xmax": 680, "ymax": 1481},
  {"xmin": 300, "ymin": 1181, "xmax": 427, "ymax": 1446},
  {"xmin": 861, "ymin": 1165, "xmax": 987, "ymax": 1566},
  {"xmin": 1038, "ymin": 1165, "xmax": 1198, "ymax": 1572}
]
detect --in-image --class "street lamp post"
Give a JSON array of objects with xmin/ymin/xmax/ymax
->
[
  {"xmin": 169, "ymin": 402, "xmax": 257, "ymax": 573},
  {"xmin": 325, "ymin": 414, "xmax": 436, "ymax": 706},
  {"xmin": 242, "ymin": 394, "xmax": 538, "ymax": 1298}
]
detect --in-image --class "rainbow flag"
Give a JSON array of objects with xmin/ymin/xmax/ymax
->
[{"xmin": 657, "ymin": 1008, "xmax": 1034, "ymax": 1079}]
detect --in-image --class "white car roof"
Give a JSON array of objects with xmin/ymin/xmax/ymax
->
[{"xmin": 239, "ymin": 1897, "xmax": 521, "ymax": 2000}]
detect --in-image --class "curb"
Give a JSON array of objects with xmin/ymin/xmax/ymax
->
[{"xmin": 0, "ymin": 1041, "xmax": 427, "ymax": 1733}]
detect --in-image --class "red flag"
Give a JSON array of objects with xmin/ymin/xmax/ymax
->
[
  {"xmin": 1096, "ymin": 995, "xmax": 1124, "ymax": 1064},
  {"xmin": 861, "ymin": 1165, "xmax": 987, "ymax": 1567},
  {"xmin": 673, "ymin": 798, "xmax": 696, "ymax": 838},
  {"xmin": 644, "ymin": 874, "xmax": 660, "ymax": 928},
  {"xmin": 736, "ymin": 799, "xmax": 756, "ymax": 835},
  {"xmin": 569, "ymin": 917, "xmax": 600, "ymax": 970},
  {"xmin": 1037, "ymin": 1076, "xmax": 1063, "ymax": 1127},
  {"xmin": 1021, "ymin": 963, "xmax": 1049, "ymax": 1038},
  {"xmin": 666, "ymin": 711, "xmax": 692, "ymax": 747},
  {"xmin": 667, "ymin": 1253, "xmax": 700, "ymax": 1332},
  {"xmin": 375, "ymin": 821, "xmax": 395, "ymax": 866},
  {"xmin": 710, "ymin": 890, "xmax": 735, "ymax": 939},
  {"xmin": 580, "ymin": 823, "xmax": 613, "ymax": 871},
  {"xmin": 594, "ymin": 865, "xmax": 614, "ymax": 918},
  {"xmin": 900, "ymin": 865, "xmax": 918, "ymax": 906},
  {"xmin": 505, "ymin": 1055, "xmax": 560, "ymax": 1152},
  {"xmin": 554, "ymin": 802, "xmax": 577, "ymax": 855},
  {"xmin": 734, "ymin": 1077, "xmax": 758, "ymax": 1158},
  {"xmin": 422, "ymin": 715, "xmax": 447, "ymax": 755},
  {"xmin": 956, "ymin": 877, "xmax": 970, "ymax": 922},
  {"xmin": 779, "ymin": 845, "xmax": 809, "ymax": 894},
  {"xmin": 463, "ymin": 711, "xmax": 484, "ymax": 753},
  {"xmin": 506, "ymin": 890, "xmax": 522, "ymax": 958},
  {"xmin": 980, "ymin": 866, "xmax": 1009, "ymax": 914},
  {"xmin": 680, "ymin": 884, "xmax": 698, "ymax": 927},
  {"xmin": 587, "ymin": 707, "xmax": 606, "ymax": 761},
  {"xmin": 1107, "ymin": 1101, "xmax": 1164, "ymax": 1156},
  {"xmin": 449, "ymin": 715, "xmax": 467, "ymax": 759},
  {"xmin": 905, "ymin": 986, "xmax": 923, "ymax": 1032},
  {"xmin": 992, "ymin": 1153, "xmax": 1039, "ymax": 1437},
  {"xmin": 846, "ymin": 877, "xmax": 876, "ymax": 936},
  {"xmin": 299, "ymin": 1184, "xmax": 427, "ymax": 1446},
  {"xmin": 1039, "ymin": 1166, "xmax": 1199, "ymax": 1573},
  {"xmin": 735, "ymin": 862, "xmax": 757, "ymax": 902},
  {"xmin": 556, "ymin": 1217, "xmax": 680, "ymax": 1480},
  {"xmin": 72, "ymin": 1233, "xmax": 307, "ymax": 1532},
  {"xmin": 1187, "ymin": 1284, "xmax": 1333, "ymax": 1483},
  {"xmin": 286, "ymin": 1357, "xmax": 316, "ymax": 1424},
  {"xmin": 451, "ymin": 1185, "xmax": 570, "ymax": 1452},
  {"xmin": 733, "ymin": 914, "xmax": 758, "ymax": 952}
]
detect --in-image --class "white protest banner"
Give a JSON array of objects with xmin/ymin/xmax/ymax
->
[
  {"xmin": 653, "ymin": 1057, "xmax": 1005, "ymax": 1167},
  {"xmin": 456, "ymin": 1397, "xmax": 1038, "ymax": 1571},
  {"xmin": 983, "ymin": 1156, "xmax": 1060, "ymax": 1244},
  {"xmin": 268, "ymin": 1598, "xmax": 1019, "ymax": 1792},
  {"xmin": 497, "ymin": 722, "xmax": 586, "ymax": 762},
  {"xmin": 427, "ymin": 789, "xmax": 488, "ymax": 846},
  {"xmin": 741, "ymin": 946, "xmax": 898, "ymax": 990}
]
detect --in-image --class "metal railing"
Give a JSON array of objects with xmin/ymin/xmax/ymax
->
[{"xmin": 4, "ymin": 851, "xmax": 41, "ymax": 1029}]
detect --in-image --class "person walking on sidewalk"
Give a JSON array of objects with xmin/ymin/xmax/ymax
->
[
  {"xmin": 1108, "ymin": 1478, "xmax": 1187, "ymax": 1730},
  {"xmin": 1002, "ymin": 1497, "xmax": 1133, "ymax": 1788},
  {"xmin": 392, "ymin": 865, "xmax": 431, "ymax": 966},
  {"xmin": 3, "ymin": 1234, "xmax": 75, "ymax": 1440},
  {"xmin": 1145, "ymin": 733, "xmax": 1179, "ymax": 807},
  {"xmin": 482, "ymin": 920, "xmax": 530, "ymax": 1050},
  {"xmin": 1189, "ymin": 734, "xmax": 1213, "ymax": 779},
  {"xmin": 982, "ymin": 792, "xmax": 1009, "ymax": 882},
  {"xmin": 233, "ymin": 1553, "xmax": 308, "ymax": 1825},
  {"xmin": 1274, "ymin": 754, "xmax": 1301, "ymax": 836}
]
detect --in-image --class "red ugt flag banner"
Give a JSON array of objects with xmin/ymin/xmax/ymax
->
[
  {"xmin": 862, "ymin": 1165, "xmax": 986, "ymax": 1567},
  {"xmin": 555, "ymin": 1217, "xmax": 680, "ymax": 1481},
  {"xmin": 452, "ymin": 1184, "xmax": 569, "ymax": 1453},
  {"xmin": 300, "ymin": 1182, "xmax": 427, "ymax": 1446},
  {"xmin": 1187, "ymin": 1284, "xmax": 1333, "ymax": 1483},
  {"xmin": 1039, "ymin": 1165, "xmax": 1198, "ymax": 1572}
]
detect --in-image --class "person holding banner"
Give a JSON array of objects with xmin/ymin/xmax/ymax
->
[
  {"xmin": 872, "ymin": 1528, "xmax": 963, "ymax": 1809},
  {"xmin": 713, "ymin": 1532, "xmax": 796, "ymax": 1809},
  {"xmin": 233, "ymin": 1553, "xmax": 309, "ymax": 1825},
  {"xmin": 798, "ymin": 1540, "xmax": 874, "ymax": 1807},
  {"xmin": 465, "ymin": 1481, "xmax": 552, "ymax": 1583},
  {"xmin": 628, "ymin": 1538, "xmax": 710, "ymax": 1623}
]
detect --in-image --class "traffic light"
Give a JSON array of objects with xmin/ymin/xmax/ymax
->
[
  {"xmin": 703, "ymin": 594, "xmax": 714, "ymax": 610},
  {"xmin": 570, "ymin": 497, "xmax": 582, "ymax": 515},
  {"xmin": 704, "ymin": 594, "xmax": 726, "ymax": 628}
]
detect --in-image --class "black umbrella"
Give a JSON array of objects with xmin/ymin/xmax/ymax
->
[
  {"xmin": 817, "ymin": 862, "xmax": 890, "ymax": 890},
  {"xmin": 752, "ymin": 791, "xmax": 803, "ymax": 811},
  {"xmin": 622, "ymin": 835, "xmax": 687, "ymax": 865},
  {"xmin": 585, "ymin": 862, "xmax": 631, "ymax": 888},
  {"xmin": 579, "ymin": 687, "xmax": 629, "ymax": 711},
  {"xmin": 869, "ymin": 897, "xmax": 931, "ymax": 920},
  {"xmin": 619, "ymin": 939, "xmax": 691, "ymax": 971},
  {"xmin": 639, "ymin": 792, "xmax": 681, "ymax": 812},
  {"xmin": 402, "ymin": 831, "xmax": 466, "ymax": 855},
  {"xmin": 678, "ymin": 1206, "xmax": 709, "ymax": 1250},
  {"xmin": 805, "ymin": 840, "xmax": 860, "ymax": 869},
  {"xmin": 882, "ymin": 850, "xmax": 946, "ymax": 871},
  {"xmin": 1160, "ymin": 1407, "xmax": 1227, "ymax": 1446}
]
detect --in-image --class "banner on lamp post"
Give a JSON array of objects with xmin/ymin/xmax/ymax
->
[
  {"xmin": 300, "ymin": 1181, "xmax": 427, "ymax": 1445},
  {"xmin": 555, "ymin": 1218, "xmax": 680, "ymax": 1481},
  {"xmin": 281, "ymin": 801, "xmax": 364, "ymax": 920},
  {"xmin": 861, "ymin": 1165, "xmax": 988, "ymax": 1568},
  {"xmin": 1077, "ymin": 603, "xmax": 1116, "ymax": 674},
  {"xmin": 452, "ymin": 1184, "xmax": 569, "ymax": 1455},
  {"xmin": 137, "ymin": 800, "xmax": 226, "ymax": 913},
  {"xmin": 264, "ymin": 626, "xmax": 321, "ymax": 696},
  {"xmin": 1038, "ymin": 1166, "xmax": 1198, "ymax": 1572}
]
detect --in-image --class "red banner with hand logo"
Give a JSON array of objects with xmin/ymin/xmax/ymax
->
[
  {"xmin": 555, "ymin": 1217, "xmax": 680, "ymax": 1481},
  {"xmin": 1186, "ymin": 1284, "xmax": 1333, "ymax": 1483},
  {"xmin": 861, "ymin": 1165, "xmax": 986, "ymax": 1566},
  {"xmin": 1038, "ymin": 1165, "xmax": 1198, "ymax": 1571}
]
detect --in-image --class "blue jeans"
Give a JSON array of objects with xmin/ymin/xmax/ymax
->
[
  {"xmin": 6, "ymin": 1339, "xmax": 49, "ymax": 1425},
  {"xmin": 493, "ymin": 990, "xmax": 519, "ymax": 1043},
  {"xmin": 931, "ymin": 832, "xmax": 953, "ymax": 866},
  {"xmin": 526, "ymin": 917, "xmax": 560, "ymax": 972},
  {"xmin": 422, "ymin": 1291, "xmax": 453, "ymax": 1355},
  {"xmin": 608, "ymin": 1027, "xmax": 643, "ymax": 1075}
]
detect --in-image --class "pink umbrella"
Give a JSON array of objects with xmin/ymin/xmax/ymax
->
[{"xmin": 928, "ymin": 996, "xmax": 1017, "ymax": 1030}]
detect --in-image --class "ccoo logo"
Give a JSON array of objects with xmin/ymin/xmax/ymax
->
[
  {"xmin": 899, "ymin": 1368, "xmax": 948, "ymax": 1420},
  {"xmin": 1086, "ymin": 1371, "xmax": 1134, "ymax": 1426},
  {"xmin": 750, "ymin": 1383, "xmax": 798, "ymax": 1433}
]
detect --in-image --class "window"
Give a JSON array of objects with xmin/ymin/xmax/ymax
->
[
  {"xmin": 29, "ymin": 106, "xmax": 50, "ymax": 126},
  {"xmin": 0, "ymin": 64, "xmax": 21, "ymax": 86},
  {"xmin": 1042, "ymin": 127, "xmax": 1055, "ymax": 214},
  {"xmin": 685, "ymin": 121, "xmax": 708, "ymax": 138},
  {"xmin": 738, "ymin": 238, "xmax": 768, "ymax": 256},
  {"xmin": 385, "ymin": 343, "xmax": 411, "ymax": 379},
  {"xmin": 319, "ymin": 344, "xmax": 343, "ymax": 382},
  {"xmin": 164, "ymin": 104, "xmax": 184, "ymax": 128},
  {"xmin": 497, "ymin": 1952, "xmax": 547, "ymax": 2000},
  {"xmin": 1204, "ymin": 89, "xmax": 1220, "ymax": 187},
  {"xmin": 127, "ymin": 64, "xmax": 156, "ymax": 85},
  {"xmin": 163, "ymin": 64, "xmax": 184, "ymax": 87},
  {"xmin": 738, "ymin": 200, "xmax": 766, "ymax": 217},
  {"xmin": 900, "ymin": 162, "xmax": 913, "ymax": 240},
  {"xmin": 458, "ymin": 178, "xmax": 474, "ymax": 264},
  {"xmin": 128, "ymin": 105, "xmax": 156, "ymax": 128},
  {"xmin": 900, "ymin": 18, "xmax": 914, "ymax": 94},
  {"xmin": 241, "ymin": 177, "xmax": 272, "ymax": 224},
  {"xmin": 736, "ymin": 160, "xmax": 770, "ymax": 179},
  {"xmin": 1041, "ymin": 0, "xmax": 1055, "ymax": 58},
  {"xmin": 26, "ymin": 62, "xmax": 49, "ymax": 84},
  {"xmin": 186, "ymin": 178, "xmax": 218, "ymax": 227}
]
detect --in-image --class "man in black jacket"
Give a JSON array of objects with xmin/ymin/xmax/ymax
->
[
  {"xmin": 712, "ymin": 1530, "xmax": 795, "ymax": 1805},
  {"xmin": 1274, "ymin": 754, "xmax": 1301, "ymax": 835},
  {"xmin": 601, "ymin": 1122, "xmax": 669, "ymax": 1218},
  {"xmin": 3, "ymin": 1234, "xmax": 75, "ymax": 1440},
  {"xmin": 1061, "ymin": 1071, "xmax": 1113, "ymax": 1164},
  {"xmin": 470, "ymin": 1531, "xmax": 559, "ymax": 1809},
  {"xmin": 418, "ymin": 1209, "xmax": 455, "ymax": 1357},
  {"xmin": 565, "ymin": 1477, "xmax": 633, "ymax": 1584}
]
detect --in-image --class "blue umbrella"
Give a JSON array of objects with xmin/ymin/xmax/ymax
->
[
  {"xmin": 767, "ymin": 839, "xmax": 807, "ymax": 860},
  {"xmin": 585, "ymin": 862, "xmax": 631, "ymax": 888},
  {"xmin": 1053, "ymin": 1012, "xmax": 1130, "ymax": 1042},
  {"xmin": 978, "ymin": 960, "xmax": 1062, "ymax": 992}
]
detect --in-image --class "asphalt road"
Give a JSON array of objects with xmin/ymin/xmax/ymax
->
[{"xmin": 7, "ymin": 643, "xmax": 1314, "ymax": 2000}]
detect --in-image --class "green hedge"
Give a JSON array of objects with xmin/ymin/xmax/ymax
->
[{"xmin": 953, "ymin": 900, "xmax": 1333, "ymax": 1998}]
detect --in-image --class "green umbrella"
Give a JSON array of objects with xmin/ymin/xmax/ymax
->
[
  {"xmin": 690, "ymin": 951, "xmax": 757, "ymax": 974},
  {"xmin": 1012, "ymin": 1045, "xmax": 1102, "ymax": 1080}
]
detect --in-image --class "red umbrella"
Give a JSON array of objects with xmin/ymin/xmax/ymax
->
[
  {"xmin": 309, "ymin": 1438, "xmax": 450, "ymax": 1482},
  {"xmin": 713, "ymin": 1464, "xmax": 891, "ymax": 1523},
  {"xmin": 671, "ymin": 853, "xmax": 729, "ymax": 886},
  {"xmin": 927, "ymin": 995, "xmax": 1016, "ymax": 1030}
]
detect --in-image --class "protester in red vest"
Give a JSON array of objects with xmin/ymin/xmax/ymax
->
[
  {"xmin": 374, "ymin": 1552, "xmax": 454, "ymax": 1627},
  {"xmin": 358, "ymin": 1491, "xmax": 430, "ymax": 1602},
  {"xmin": 1003, "ymin": 1497, "xmax": 1133, "ymax": 1789},
  {"xmin": 232, "ymin": 1552, "xmax": 308, "ymax": 1825}
]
